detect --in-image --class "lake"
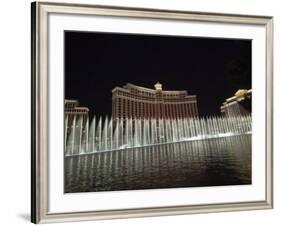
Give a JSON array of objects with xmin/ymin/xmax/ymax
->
[{"xmin": 65, "ymin": 134, "xmax": 251, "ymax": 193}]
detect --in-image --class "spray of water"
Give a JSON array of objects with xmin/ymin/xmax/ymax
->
[{"xmin": 65, "ymin": 115, "xmax": 251, "ymax": 156}]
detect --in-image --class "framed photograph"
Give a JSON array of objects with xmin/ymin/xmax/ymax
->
[{"xmin": 31, "ymin": 1, "xmax": 273, "ymax": 223}]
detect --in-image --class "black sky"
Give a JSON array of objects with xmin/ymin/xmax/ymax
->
[{"xmin": 65, "ymin": 31, "xmax": 251, "ymax": 119}]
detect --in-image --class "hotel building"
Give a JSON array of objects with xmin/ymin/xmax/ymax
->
[
  {"xmin": 220, "ymin": 89, "xmax": 252, "ymax": 116},
  {"xmin": 65, "ymin": 99, "xmax": 89, "ymax": 116},
  {"xmin": 64, "ymin": 100, "xmax": 90, "ymax": 150},
  {"xmin": 112, "ymin": 82, "xmax": 198, "ymax": 123}
]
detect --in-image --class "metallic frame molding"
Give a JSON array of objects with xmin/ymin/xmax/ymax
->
[{"xmin": 31, "ymin": 1, "xmax": 273, "ymax": 223}]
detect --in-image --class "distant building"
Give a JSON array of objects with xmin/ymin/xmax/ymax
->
[
  {"xmin": 64, "ymin": 100, "xmax": 90, "ymax": 152},
  {"xmin": 65, "ymin": 99, "xmax": 89, "ymax": 116},
  {"xmin": 220, "ymin": 89, "xmax": 252, "ymax": 116},
  {"xmin": 112, "ymin": 82, "xmax": 198, "ymax": 123}
]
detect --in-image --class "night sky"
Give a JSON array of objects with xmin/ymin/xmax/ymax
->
[{"xmin": 65, "ymin": 31, "xmax": 251, "ymax": 119}]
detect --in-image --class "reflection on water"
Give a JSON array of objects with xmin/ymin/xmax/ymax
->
[{"xmin": 64, "ymin": 135, "xmax": 251, "ymax": 193}]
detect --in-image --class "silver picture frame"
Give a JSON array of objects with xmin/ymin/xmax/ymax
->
[{"xmin": 31, "ymin": 1, "xmax": 273, "ymax": 223}]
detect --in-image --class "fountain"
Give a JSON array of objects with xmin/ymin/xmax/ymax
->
[
  {"xmin": 64, "ymin": 115, "xmax": 252, "ymax": 156},
  {"xmin": 65, "ymin": 134, "xmax": 252, "ymax": 192}
]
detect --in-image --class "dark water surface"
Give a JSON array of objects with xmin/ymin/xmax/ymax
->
[{"xmin": 65, "ymin": 135, "xmax": 251, "ymax": 193}]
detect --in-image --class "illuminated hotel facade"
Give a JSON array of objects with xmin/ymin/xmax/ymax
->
[
  {"xmin": 220, "ymin": 89, "xmax": 252, "ymax": 116},
  {"xmin": 112, "ymin": 82, "xmax": 198, "ymax": 123},
  {"xmin": 64, "ymin": 100, "xmax": 90, "ymax": 150}
]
